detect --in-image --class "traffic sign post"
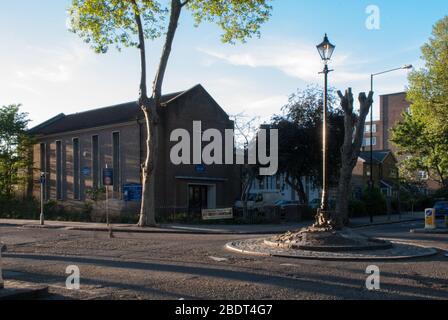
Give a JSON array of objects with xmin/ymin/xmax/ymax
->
[
  {"xmin": 0, "ymin": 244, "xmax": 4, "ymax": 289},
  {"xmin": 40, "ymin": 172, "xmax": 45, "ymax": 226}
]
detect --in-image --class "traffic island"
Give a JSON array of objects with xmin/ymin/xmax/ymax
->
[{"xmin": 226, "ymin": 227, "xmax": 438, "ymax": 261}]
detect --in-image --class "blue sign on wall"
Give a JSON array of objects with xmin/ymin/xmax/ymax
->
[
  {"xmin": 82, "ymin": 167, "xmax": 91, "ymax": 176},
  {"xmin": 123, "ymin": 184, "xmax": 142, "ymax": 202},
  {"xmin": 195, "ymin": 164, "xmax": 206, "ymax": 173}
]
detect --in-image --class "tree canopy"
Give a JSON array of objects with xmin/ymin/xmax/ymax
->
[
  {"xmin": 392, "ymin": 16, "xmax": 448, "ymax": 187},
  {"xmin": 272, "ymin": 86, "xmax": 344, "ymax": 204},
  {"xmin": 68, "ymin": 0, "xmax": 273, "ymax": 53},
  {"xmin": 0, "ymin": 105, "xmax": 32, "ymax": 198}
]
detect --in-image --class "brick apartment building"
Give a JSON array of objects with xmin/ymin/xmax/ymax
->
[
  {"xmin": 352, "ymin": 150, "xmax": 399, "ymax": 199},
  {"xmin": 363, "ymin": 91, "xmax": 441, "ymax": 192},
  {"xmin": 29, "ymin": 84, "xmax": 241, "ymax": 219}
]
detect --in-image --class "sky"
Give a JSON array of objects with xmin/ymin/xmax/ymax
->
[{"xmin": 1, "ymin": 0, "xmax": 447, "ymax": 127}]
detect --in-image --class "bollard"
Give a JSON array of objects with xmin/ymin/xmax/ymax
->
[{"xmin": 425, "ymin": 208, "xmax": 437, "ymax": 230}]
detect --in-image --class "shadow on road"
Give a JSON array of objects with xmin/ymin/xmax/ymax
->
[{"xmin": 4, "ymin": 252, "xmax": 448, "ymax": 300}]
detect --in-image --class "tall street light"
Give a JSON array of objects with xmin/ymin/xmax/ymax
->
[
  {"xmin": 316, "ymin": 34, "xmax": 335, "ymax": 213},
  {"xmin": 369, "ymin": 64, "xmax": 413, "ymax": 222}
]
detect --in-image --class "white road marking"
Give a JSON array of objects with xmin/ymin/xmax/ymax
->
[{"xmin": 209, "ymin": 256, "xmax": 228, "ymax": 262}]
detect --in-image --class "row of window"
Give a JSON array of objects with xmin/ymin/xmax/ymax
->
[
  {"xmin": 364, "ymin": 124, "xmax": 377, "ymax": 133},
  {"xmin": 362, "ymin": 137, "xmax": 377, "ymax": 147},
  {"xmin": 39, "ymin": 132, "xmax": 121, "ymax": 201}
]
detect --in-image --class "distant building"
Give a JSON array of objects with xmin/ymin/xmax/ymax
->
[
  {"xmin": 352, "ymin": 150, "xmax": 399, "ymax": 199},
  {"xmin": 363, "ymin": 92, "xmax": 441, "ymax": 193},
  {"xmin": 29, "ymin": 84, "xmax": 241, "ymax": 220},
  {"xmin": 249, "ymin": 174, "xmax": 320, "ymax": 203}
]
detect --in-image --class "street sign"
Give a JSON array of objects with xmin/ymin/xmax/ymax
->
[
  {"xmin": 195, "ymin": 164, "xmax": 206, "ymax": 173},
  {"xmin": 202, "ymin": 208, "xmax": 233, "ymax": 221},
  {"xmin": 103, "ymin": 168, "xmax": 114, "ymax": 186},
  {"xmin": 425, "ymin": 208, "xmax": 436, "ymax": 229},
  {"xmin": 40, "ymin": 172, "xmax": 46, "ymax": 184}
]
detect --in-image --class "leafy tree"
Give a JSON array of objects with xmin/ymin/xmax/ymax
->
[
  {"xmin": 0, "ymin": 105, "xmax": 33, "ymax": 199},
  {"xmin": 230, "ymin": 113, "xmax": 260, "ymax": 217},
  {"xmin": 69, "ymin": 0, "xmax": 273, "ymax": 226},
  {"xmin": 272, "ymin": 86, "xmax": 344, "ymax": 205},
  {"xmin": 392, "ymin": 16, "xmax": 448, "ymax": 188}
]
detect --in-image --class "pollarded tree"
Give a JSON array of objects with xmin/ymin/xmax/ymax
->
[
  {"xmin": 69, "ymin": 0, "xmax": 273, "ymax": 226},
  {"xmin": 315, "ymin": 88, "xmax": 373, "ymax": 230}
]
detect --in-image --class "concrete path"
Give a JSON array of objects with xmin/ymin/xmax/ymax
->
[{"xmin": 0, "ymin": 212, "xmax": 424, "ymax": 235}]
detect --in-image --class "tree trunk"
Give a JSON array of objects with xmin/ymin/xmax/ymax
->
[
  {"xmin": 332, "ymin": 88, "xmax": 373, "ymax": 229},
  {"xmin": 242, "ymin": 170, "xmax": 255, "ymax": 218},
  {"xmin": 137, "ymin": 0, "xmax": 183, "ymax": 226},
  {"xmin": 286, "ymin": 174, "xmax": 308, "ymax": 205},
  {"xmin": 314, "ymin": 88, "xmax": 373, "ymax": 230}
]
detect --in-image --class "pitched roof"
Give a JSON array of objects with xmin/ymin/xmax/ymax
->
[
  {"xmin": 29, "ymin": 85, "xmax": 200, "ymax": 136},
  {"xmin": 359, "ymin": 150, "xmax": 394, "ymax": 164}
]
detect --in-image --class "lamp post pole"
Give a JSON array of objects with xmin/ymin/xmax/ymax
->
[
  {"xmin": 321, "ymin": 64, "xmax": 332, "ymax": 211},
  {"xmin": 316, "ymin": 34, "xmax": 335, "ymax": 219},
  {"xmin": 370, "ymin": 65, "xmax": 413, "ymax": 223}
]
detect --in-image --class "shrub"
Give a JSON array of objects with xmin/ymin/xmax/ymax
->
[
  {"xmin": 348, "ymin": 199, "xmax": 366, "ymax": 218},
  {"xmin": 362, "ymin": 187, "xmax": 388, "ymax": 216}
]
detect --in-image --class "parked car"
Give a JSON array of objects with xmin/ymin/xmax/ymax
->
[
  {"xmin": 274, "ymin": 200, "xmax": 300, "ymax": 210},
  {"xmin": 433, "ymin": 201, "xmax": 448, "ymax": 217},
  {"xmin": 234, "ymin": 191, "xmax": 284, "ymax": 213},
  {"xmin": 309, "ymin": 198, "xmax": 336, "ymax": 210}
]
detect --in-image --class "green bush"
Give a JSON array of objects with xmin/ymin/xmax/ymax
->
[
  {"xmin": 0, "ymin": 197, "xmax": 39, "ymax": 219},
  {"xmin": 348, "ymin": 199, "xmax": 367, "ymax": 218},
  {"xmin": 362, "ymin": 187, "xmax": 388, "ymax": 216}
]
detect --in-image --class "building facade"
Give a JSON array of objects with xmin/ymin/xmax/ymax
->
[
  {"xmin": 352, "ymin": 150, "xmax": 399, "ymax": 199},
  {"xmin": 363, "ymin": 91, "xmax": 440, "ymax": 192},
  {"xmin": 249, "ymin": 174, "xmax": 320, "ymax": 203},
  {"xmin": 30, "ymin": 85, "xmax": 241, "ymax": 220}
]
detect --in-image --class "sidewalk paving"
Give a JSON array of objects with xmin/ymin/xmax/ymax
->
[{"xmin": 0, "ymin": 212, "xmax": 424, "ymax": 235}]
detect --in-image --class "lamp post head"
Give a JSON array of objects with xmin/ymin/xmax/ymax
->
[
  {"xmin": 403, "ymin": 64, "xmax": 413, "ymax": 69},
  {"xmin": 317, "ymin": 33, "xmax": 335, "ymax": 62}
]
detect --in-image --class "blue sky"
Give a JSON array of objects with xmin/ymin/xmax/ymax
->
[{"xmin": 1, "ymin": 0, "xmax": 447, "ymax": 127}]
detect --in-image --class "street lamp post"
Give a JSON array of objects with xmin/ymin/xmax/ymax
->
[
  {"xmin": 369, "ymin": 64, "xmax": 413, "ymax": 222},
  {"xmin": 316, "ymin": 34, "xmax": 335, "ymax": 214}
]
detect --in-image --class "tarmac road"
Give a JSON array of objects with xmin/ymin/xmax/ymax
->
[{"xmin": 0, "ymin": 220, "xmax": 447, "ymax": 300}]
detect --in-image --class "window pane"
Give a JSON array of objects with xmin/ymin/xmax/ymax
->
[
  {"xmin": 113, "ymin": 132, "xmax": 120, "ymax": 193},
  {"xmin": 73, "ymin": 138, "xmax": 80, "ymax": 200},
  {"xmin": 92, "ymin": 135, "xmax": 99, "ymax": 189},
  {"xmin": 56, "ymin": 141, "xmax": 63, "ymax": 200}
]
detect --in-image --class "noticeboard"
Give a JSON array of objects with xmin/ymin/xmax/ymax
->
[{"xmin": 202, "ymin": 208, "xmax": 233, "ymax": 221}]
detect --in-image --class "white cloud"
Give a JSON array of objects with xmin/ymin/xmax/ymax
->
[
  {"xmin": 15, "ymin": 42, "xmax": 92, "ymax": 84},
  {"xmin": 198, "ymin": 39, "xmax": 368, "ymax": 85}
]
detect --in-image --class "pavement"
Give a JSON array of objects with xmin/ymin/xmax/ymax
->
[{"xmin": 0, "ymin": 212, "xmax": 424, "ymax": 235}]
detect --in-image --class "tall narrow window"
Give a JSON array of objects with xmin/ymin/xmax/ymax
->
[
  {"xmin": 73, "ymin": 138, "xmax": 80, "ymax": 200},
  {"xmin": 112, "ymin": 132, "xmax": 120, "ymax": 193},
  {"xmin": 92, "ymin": 135, "xmax": 99, "ymax": 189},
  {"xmin": 56, "ymin": 141, "xmax": 63, "ymax": 200},
  {"xmin": 40, "ymin": 143, "xmax": 47, "ymax": 200}
]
